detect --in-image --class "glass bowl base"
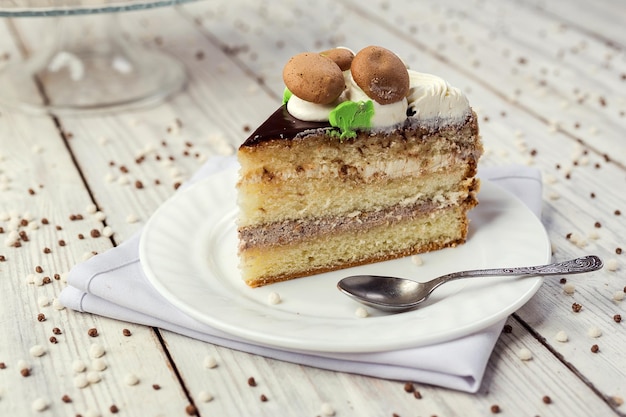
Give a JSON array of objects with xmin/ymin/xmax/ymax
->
[{"xmin": 0, "ymin": 14, "xmax": 186, "ymax": 115}]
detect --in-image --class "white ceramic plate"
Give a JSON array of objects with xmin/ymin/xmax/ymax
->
[{"xmin": 140, "ymin": 167, "xmax": 550, "ymax": 353}]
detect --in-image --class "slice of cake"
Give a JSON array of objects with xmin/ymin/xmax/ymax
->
[{"xmin": 237, "ymin": 46, "xmax": 482, "ymax": 287}]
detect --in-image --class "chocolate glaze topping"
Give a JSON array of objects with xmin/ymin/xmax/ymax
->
[{"xmin": 241, "ymin": 106, "xmax": 331, "ymax": 147}]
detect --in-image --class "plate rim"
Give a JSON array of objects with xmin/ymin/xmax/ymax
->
[{"xmin": 139, "ymin": 167, "xmax": 551, "ymax": 353}]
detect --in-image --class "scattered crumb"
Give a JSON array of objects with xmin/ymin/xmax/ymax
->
[
  {"xmin": 613, "ymin": 291, "xmax": 625, "ymax": 301},
  {"xmin": 572, "ymin": 302, "xmax": 582, "ymax": 313},
  {"xmin": 267, "ymin": 292, "xmax": 281, "ymax": 305},
  {"xmin": 411, "ymin": 255, "xmax": 424, "ymax": 266},
  {"xmin": 490, "ymin": 404, "xmax": 501, "ymax": 413},
  {"xmin": 203, "ymin": 355, "xmax": 218, "ymax": 369},
  {"xmin": 247, "ymin": 376, "xmax": 257, "ymax": 387},
  {"xmin": 126, "ymin": 214, "xmax": 139, "ymax": 224},
  {"xmin": 591, "ymin": 344, "xmax": 599, "ymax": 353},
  {"xmin": 555, "ymin": 330, "xmax": 568, "ymax": 342},
  {"xmin": 518, "ymin": 348, "xmax": 533, "ymax": 361},
  {"xmin": 185, "ymin": 404, "xmax": 197, "ymax": 415},
  {"xmin": 587, "ymin": 327, "xmax": 602, "ymax": 338}
]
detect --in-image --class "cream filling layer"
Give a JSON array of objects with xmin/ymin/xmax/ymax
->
[
  {"xmin": 239, "ymin": 191, "xmax": 472, "ymax": 250},
  {"xmin": 241, "ymin": 151, "xmax": 477, "ymax": 184}
]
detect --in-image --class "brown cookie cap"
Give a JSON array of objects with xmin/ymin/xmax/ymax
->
[
  {"xmin": 351, "ymin": 46, "xmax": 409, "ymax": 105},
  {"xmin": 283, "ymin": 53, "xmax": 345, "ymax": 105},
  {"xmin": 320, "ymin": 47, "xmax": 355, "ymax": 71}
]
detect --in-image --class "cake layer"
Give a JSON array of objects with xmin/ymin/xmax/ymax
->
[
  {"xmin": 239, "ymin": 176, "xmax": 479, "ymax": 249},
  {"xmin": 238, "ymin": 167, "xmax": 477, "ymax": 227},
  {"xmin": 238, "ymin": 111, "xmax": 480, "ymax": 183},
  {"xmin": 239, "ymin": 204, "xmax": 474, "ymax": 287}
]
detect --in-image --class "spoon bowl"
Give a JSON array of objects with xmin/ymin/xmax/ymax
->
[{"xmin": 337, "ymin": 255, "xmax": 603, "ymax": 313}]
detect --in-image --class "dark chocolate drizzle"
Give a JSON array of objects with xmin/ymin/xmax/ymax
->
[{"xmin": 241, "ymin": 105, "xmax": 332, "ymax": 147}]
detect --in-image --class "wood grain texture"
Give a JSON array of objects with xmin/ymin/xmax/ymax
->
[{"xmin": 1, "ymin": 0, "xmax": 625, "ymax": 416}]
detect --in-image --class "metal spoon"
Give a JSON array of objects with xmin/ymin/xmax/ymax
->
[{"xmin": 337, "ymin": 255, "xmax": 603, "ymax": 313}]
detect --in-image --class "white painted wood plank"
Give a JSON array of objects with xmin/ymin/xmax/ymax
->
[
  {"xmin": 1, "ymin": 0, "xmax": 625, "ymax": 416},
  {"xmin": 0, "ymin": 19, "xmax": 202, "ymax": 417}
]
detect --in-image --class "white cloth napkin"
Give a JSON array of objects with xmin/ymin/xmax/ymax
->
[{"xmin": 60, "ymin": 156, "xmax": 543, "ymax": 393}]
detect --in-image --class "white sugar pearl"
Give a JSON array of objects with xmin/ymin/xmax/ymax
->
[
  {"xmin": 606, "ymin": 259, "xmax": 619, "ymax": 271},
  {"xmin": 89, "ymin": 344, "xmax": 105, "ymax": 359},
  {"xmin": 355, "ymin": 307, "xmax": 369, "ymax": 318},
  {"xmin": 563, "ymin": 283, "xmax": 575, "ymax": 294},
  {"xmin": 555, "ymin": 330, "xmax": 568, "ymax": 342},
  {"xmin": 613, "ymin": 291, "xmax": 625, "ymax": 301},
  {"xmin": 73, "ymin": 359, "xmax": 87, "ymax": 373},
  {"xmin": 87, "ymin": 371, "xmax": 101, "ymax": 384},
  {"xmin": 29, "ymin": 345, "xmax": 45, "ymax": 357},
  {"xmin": 32, "ymin": 397, "xmax": 48, "ymax": 412},
  {"xmin": 203, "ymin": 355, "xmax": 217, "ymax": 369},
  {"xmin": 37, "ymin": 296, "xmax": 50, "ymax": 308},
  {"xmin": 117, "ymin": 175, "xmax": 130, "ymax": 185},
  {"xmin": 320, "ymin": 402, "xmax": 335, "ymax": 416},
  {"xmin": 53, "ymin": 298, "xmax": 65, "ymax": 310},
  {"xmin": 74, "ymin": 374, "xmax": 89, "ymax": 388},
  {"xmin": 92, "ymin": 358, "xmax": 107, "ymax": 371},
  {"xmin": 587, "ymin": 327, "xmax": 602, "ymax": 338},
  {"xmin": 17, "ymin": 360, "xmax": 30, "ymax": 371},
  {"xmin": 198, "ymin": 391, "xmax": 213, "ymax": 402},
  {"xmin": 518, "ymin": 348, "xmax": 533, "ymax": 361},
  {"xmin": 124, "ymin": 373, "xmax": 139, "ymax": 386}
]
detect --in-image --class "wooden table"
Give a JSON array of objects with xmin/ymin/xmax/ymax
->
[{"xmin": 1, "ymin": 0, "xmax": 625, "ymax": 415}]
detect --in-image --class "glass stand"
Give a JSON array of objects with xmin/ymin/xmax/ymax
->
[{"xmin": 0, "ymin": 12, "xmax": 186, "ymax": 115}]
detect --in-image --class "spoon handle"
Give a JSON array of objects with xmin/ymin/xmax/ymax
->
[{"xmin": 440, "ymin": 255, "xmax": 603, "ymax": 283}]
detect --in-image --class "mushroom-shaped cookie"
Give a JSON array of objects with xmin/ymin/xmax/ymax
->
[
  {"xmin": 283, "ymin": 53, "xmax": 345, "ymax": 105},
  {"xmin": 351, "ymin": 46, "xmax": 409, "ymax": 105},
  {"xmin": 320, "ymin": 47, "xmax": 355, "ymax": 71}
]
